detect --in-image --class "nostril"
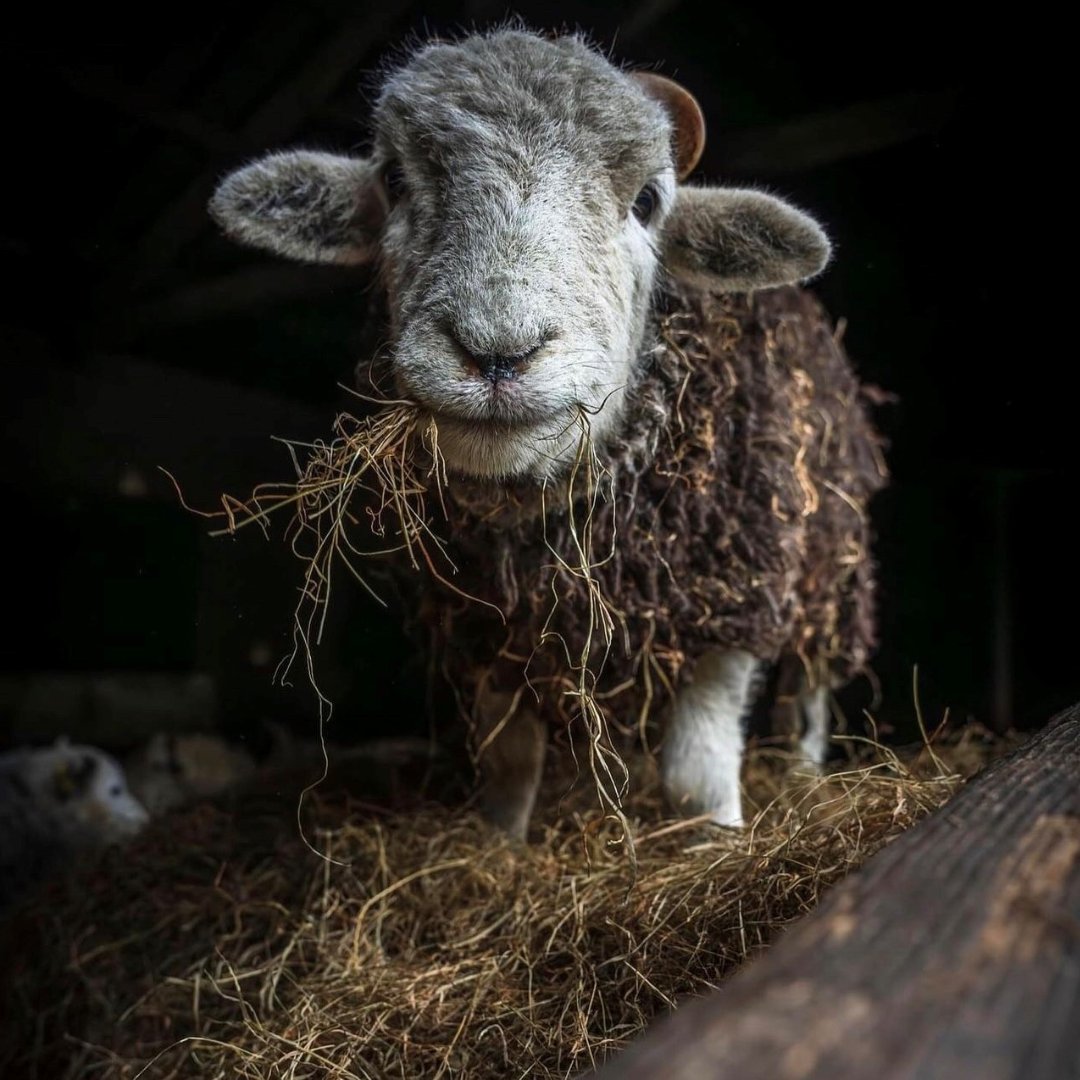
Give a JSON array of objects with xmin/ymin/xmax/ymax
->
[
  {"xmin": 449, "ymin": 330, "xmax": 552, "ymax": 382},
  {"xmin": 474, "ymin": 341, "xmax": 544, "ymax": 382},
  {"xmin": 475, "ymin": 355, "xmax": 522, "ymax": 382}
]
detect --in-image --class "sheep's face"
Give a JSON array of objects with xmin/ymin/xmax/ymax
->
[
  {"xmin": 211, "ymin": 30, "xmax": 832, "ymax": 480},
  {"xmin": 371, "ymin": 35, "xmax": 676, "ymax": 478},
  {"xmin": 19, "ymin": 741, "xmax": 149, "ymax": 842}
]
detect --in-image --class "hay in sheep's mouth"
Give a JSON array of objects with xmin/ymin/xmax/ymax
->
[
  {"xmin": 0, "ymin": 726, "xmax": 1015, "ymax": 1079},
  {"xmin": 169, "ymin": 397, "xmax": 477, "ymax": 646},
  {"xmin": 164, "ymin": 390, "xmax": 636, "ymax": 841}
]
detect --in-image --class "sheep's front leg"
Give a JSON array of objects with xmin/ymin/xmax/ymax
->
[
  {"xmin": 661, "ymin": 649, "xmax": 760, "ymax": 827},
  {"xmin": 797, "ymin": 684, "xmax": 831, "ymax": 771},
  {"xmin": 773, "ymin": 658, "xmax": 833, "ymax": 773},
  {"xmin": 473, "ymin": 688, "xmax": 546, "ymax": 840}
]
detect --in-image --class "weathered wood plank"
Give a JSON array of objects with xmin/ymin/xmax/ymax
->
[
  {"xmin": 589, "ymin": 706, "xmax": 1080, "ymax": 1080},
  {"xmin": 0, "ymin": 672, "xmax": 217, "ymax": 748}
]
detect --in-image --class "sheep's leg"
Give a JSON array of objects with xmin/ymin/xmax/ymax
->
[
  {"xmin": 473, "ymin": 689, "xmax": 546, "ymax": 840},
  {"xmin": 769, "ymin": 654, "xmax": 805, "ymax": 748},
  {"xmin": 661, "ymin": 649, "xmax": 760, "ymax": 827},
  {"xmin": 797, "ymin": 684, "xmax": 831, "ymax": 771}
]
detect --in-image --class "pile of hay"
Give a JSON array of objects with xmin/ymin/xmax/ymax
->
[{"xmin": 0, "ymin": 727, "xmax": 1009, "ymax": 1079}]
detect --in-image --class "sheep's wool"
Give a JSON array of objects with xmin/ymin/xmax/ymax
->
[{"xmin": 399, "ymin": 282, "xmax": 887, "ymax": 731}]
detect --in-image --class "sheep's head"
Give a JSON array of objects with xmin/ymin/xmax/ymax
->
[
  {"xmin": 211, "ymin": 30, "xmax": 831, "ymax": 480},
  {"xmin": 21, "ymin": 739, "xmax": 149, "ymax": 842}
]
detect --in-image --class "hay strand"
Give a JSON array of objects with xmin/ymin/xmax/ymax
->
[{"xmin": 169, "ymin": 390, "xmax": 645, "ymax": 841}]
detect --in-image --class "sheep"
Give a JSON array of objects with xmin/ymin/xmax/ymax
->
[
  {"xmin": 209, "ymin": 28, "xmax": 887, "ymax": 838},
  {"xmin": 125, "ymin": 729, "xmax": 438, "ymax": 815},
  {"xmin": 0, "ymin": 739, "xmax": 149, "ymax": 909},
  {"xmin": 125, "ymin": 732, "xmax": 258, "ymax": 815}
]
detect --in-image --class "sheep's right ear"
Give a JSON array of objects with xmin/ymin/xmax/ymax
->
[
  {"xmin": 632, "ymin": 73, "xmax": 706, "ymax": 180},
  {"xmin": 209, "ymin": 151, "xmax": 385, "ymax": 264}
]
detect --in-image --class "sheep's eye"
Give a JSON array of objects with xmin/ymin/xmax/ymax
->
[
  {"xmin": 109, "ymin": 784, "xmax": 123, "ymax": 797},
  {"xmin": 632, "ymin": 183, "xmax": 659, "ymax": 224},
  {"xmin": 383, "ymin": 161, "xmax": 407, "ymax": 204}
]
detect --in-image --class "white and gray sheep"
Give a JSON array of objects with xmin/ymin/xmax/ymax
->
[
  {"xmin": 0, "ymin": 739, "xmax": 148, "ymax": 908},
  {"xmin": 210, "ymin": 29, "xmax": 886, "ymax": 837}
]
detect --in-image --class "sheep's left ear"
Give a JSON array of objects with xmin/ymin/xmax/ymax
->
[{"xmin": 661, "ymin": 186, "xmax": 832, "ymax": 293}]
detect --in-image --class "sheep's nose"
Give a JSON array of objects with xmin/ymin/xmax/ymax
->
[
  {"xmin": 472, "ymin": 345, "xmax": 541, "ymax": 382},
  {"xmin": 449, "ymin": 330, "xmax": 550, "ymax": 382}
]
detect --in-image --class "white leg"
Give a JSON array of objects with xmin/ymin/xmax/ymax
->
[
  {"xmin": 661, "ymin": 649, "xmax": 760, "ymax": 827},
  {"xmin": 797, "ymin": 684, "xmax": 831, "ymax": 770},
  {"xmin": 473, "ymin": 689, "xmax": 546, "ymax": 841}
]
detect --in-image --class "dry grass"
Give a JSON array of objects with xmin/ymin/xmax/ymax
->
[
  {"xmin": 1, "ymin": 725, "xmax": 1013, "ymax": 1080},
  {"xmin": 165, "ymin": 400, "xmax": 459, "ymax": 696},
  {"xmin": 533, "ymin": 410, "xmax": 634, "ymax": 851},
  {"xmin": 166, "ymin": 396, "xmax": 639, "ymax": 846}
]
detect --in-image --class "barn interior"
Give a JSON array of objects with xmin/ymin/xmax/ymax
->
[
  {"xmin": 2, "ymin": 2, "xmax": 1065, "ymax": 756},
  {"xmin": 0, "ymin": 2, "xmax": 1070, "ymax": 1077}
]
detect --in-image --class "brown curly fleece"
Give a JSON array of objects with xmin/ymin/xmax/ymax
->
[{"xmin": 390, "ymin": 282, "xmax": 887, "ymax": 735}]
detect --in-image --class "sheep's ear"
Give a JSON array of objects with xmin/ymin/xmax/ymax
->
[
  {"xmin": 209, "ymin": 151, "xmax": 384, "ymax": 264},
  {"xmin": 633, "ymin": 73, "xmax": 706, "ymax": 180},
  {"xmin": 53, "ymin": 762, "xmax": 76, "ymax": 800},
  {"xmin": 54, "ymin": 755, "xmax": 97, "ymax": 800},
  {"xmin": 661, "ymin": 186, "xmax": 831, "ymax": 292}
]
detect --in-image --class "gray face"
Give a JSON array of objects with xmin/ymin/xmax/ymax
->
[
  {"xmin": 372, "ymin": 34, "xmax": 675, "ymax": 478},
  {"xmin": 209, "ymin": 30, "xmax": 833, "ymax": 481}
]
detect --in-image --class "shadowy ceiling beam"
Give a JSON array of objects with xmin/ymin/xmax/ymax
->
[
  {"xmin": 59, "ymin": 65, "xmax": 237, "ymax": 152},
  {"xmin": 102, "ymin": 263, "xmax": 370, "ymax": 343}
]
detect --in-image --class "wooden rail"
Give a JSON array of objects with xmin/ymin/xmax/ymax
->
[{"xmin": 589, "ymin": 705, "xmax": 1080, "ymax": 1080}]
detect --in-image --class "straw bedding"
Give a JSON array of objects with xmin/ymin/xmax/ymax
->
[
  {"xmin": 7, "ymin": 281, "xmax": 935, "ymax": 1078},
  {"xmin": 0, "ymin": 728, "xmax": 1008, "ymax": 1080}
]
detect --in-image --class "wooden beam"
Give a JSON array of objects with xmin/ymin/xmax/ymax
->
[
  {"xmin": 58, "ymin": 64, "xmax": 238, "ymax": 152},
  {"xmin": 619, "ymin": 0, "xmax": 688, "ymax": 41},
  {"xmin": 0, "ymin": 672, "xmax": 218, "ymax": 749},
  {"xmin": 588, "ymin": 705, "xmax": 1080, "ymax": 1080},
  {"xmin": 81, "ymin": 1, "xmax": 326, "ymax": 262},
  {"xmin": 2, "ymin": 349, "xmax": 331, "ymax": 505}
]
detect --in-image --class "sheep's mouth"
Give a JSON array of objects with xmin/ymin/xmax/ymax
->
[{"xmin": 422, "ymin": 395, "xmax": 556, "ymax": 433}]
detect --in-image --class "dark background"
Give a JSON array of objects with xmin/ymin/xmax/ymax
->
[{"xmin": 0, "ymin": 2, "xmax": 1067, "ymax": 754}]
